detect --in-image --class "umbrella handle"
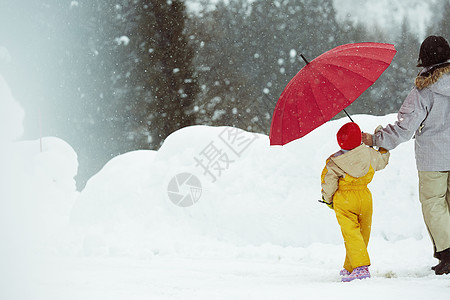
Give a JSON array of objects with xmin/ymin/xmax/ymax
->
[{"xmin": 343, "ymin": 109, "xmax": 354, "ymax": 123}]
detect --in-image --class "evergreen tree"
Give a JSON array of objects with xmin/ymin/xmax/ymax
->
[
  {"xmin": 140, "ymin": 0, "xmax": 199, "ymax": 148},
  {"xmin": 389, "ymin": 18, "xmax": 420, "ymax": 109},
  {"xmin": 436, "ymin": 1, "xmax": 450, "ymax": 38},
  {"xmin": 189, "ymin": 0, "xmax": 260, "ymax": 131},
  {"xmin": 190, "ymin": 0, "xmax": 341, "ymax": 134},
  {"xmin": 120, "ymin": 1, "xmax": 158, "ymax": 149},
  {"xmin": 62, "ymin": 0, "xmax": 199, "ymax": 185},
  {"xmin": 425, "ymin": 1, "xmax": 449, "ymax": 38}
]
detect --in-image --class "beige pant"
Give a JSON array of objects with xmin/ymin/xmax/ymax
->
[{"xmin": 418, "ymin": 171, "xmax": 450, "ymax": 253}]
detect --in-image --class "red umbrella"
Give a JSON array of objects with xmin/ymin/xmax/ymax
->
[{"xmin": 269, "ymin": 42, "xmax": 396, "ymax": 146}]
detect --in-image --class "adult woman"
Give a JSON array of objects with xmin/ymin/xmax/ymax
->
[{"xmin": 362, "ymin": 35, "xmax": 450, "ymax": 275}]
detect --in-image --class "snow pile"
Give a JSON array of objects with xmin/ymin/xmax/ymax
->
[
  {"xmin": 0, "ymin": 74, "xmax": 78, "ymax": 299},
  {"xmin": 56, "ymin": 114, "xmax": 424, "ymax": 260},
  {"xmin": 0, "ymin": 75, "xmax": 28, "ymax": 298},
  {"xmin": 2, "ymin": 73, "xmax": 448, "ymax": 299},
  {"xmin": 1, "ymin": 101, "xmax": 426, "ymax": 264},
  {"xmin": 0, "ymin": 70, "xmax": 428, "ymax": 264},
  {"xmin": 12, "ymin": 137, "xmax": 78, "ymax": 236}
]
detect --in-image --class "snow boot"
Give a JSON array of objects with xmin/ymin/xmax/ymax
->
[
  {"xmin": 435, "ymin": 248, "xmax": 450, "ymax": 275},
  {"xmin": 342, "ymin": 266, "xmax": 370, "ymax": 282},
  {"xmin": 340, "ymin": 269, "xmax": 351, "ymax": 276},
  {"xmin": 431, "ymin": 263, "xmax": 439, "ymax": 271}
]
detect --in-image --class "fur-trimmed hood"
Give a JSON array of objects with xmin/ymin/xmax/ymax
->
[{"xmin": 415, "ymin": 62, "xmax": 450, "ymax": 94}]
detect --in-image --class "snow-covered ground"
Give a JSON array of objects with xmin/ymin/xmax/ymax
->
[{"xmin": 1, "ymin": 73, "xmax": 449, "ymax": 299}]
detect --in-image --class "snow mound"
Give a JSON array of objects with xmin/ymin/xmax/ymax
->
[
  {"xmin": 0, "ymin": 72, "xmax": 428, "ymax": 262},
  {"xmin": 66, "ymin": 114, "xmax": 426, "ymax": 258}
]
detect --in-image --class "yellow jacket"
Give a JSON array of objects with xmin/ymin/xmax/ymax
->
[{"xmin": 321, "ymin": 144, "xmax": 390, "ymax": 203}]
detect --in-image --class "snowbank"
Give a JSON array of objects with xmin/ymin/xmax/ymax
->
[
  {"xmin": 63, "ymin": 114, "xmax": 426, "ymax": 259},
  {"xmin": 2, "ymin": 72, "xmax": 446, "ymax": 298},
  {"xmin": 0, "ymin": 74, "xmax": 78, "ymax": 299},
  {"xmin": 0, "ymin": 71, "xmax": 426, "ymax": 261}
]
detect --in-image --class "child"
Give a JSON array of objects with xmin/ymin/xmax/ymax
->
[{"xmin": 320, "ymin": 122, "xmax": 390, "ymax": 282}]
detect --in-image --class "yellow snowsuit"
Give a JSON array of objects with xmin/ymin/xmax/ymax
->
[{"xmin": 321, "ymin": 144, "xmax": 390, "ymax": 272}]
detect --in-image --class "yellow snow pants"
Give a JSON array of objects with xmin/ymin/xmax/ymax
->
[{"xmin": 333, "ymin": 170, "xmax": 374, "ymax": 272}]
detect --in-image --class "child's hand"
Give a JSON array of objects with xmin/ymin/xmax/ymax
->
[
  {"xmin": 318, "ymin": 198, "xmax": 334, "ymax": 210},
  {"xmin": 362, "ymin": 133, "xmax": 373, "ymax": 146}
]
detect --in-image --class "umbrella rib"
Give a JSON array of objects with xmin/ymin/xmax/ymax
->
[
  {"xmin": 317, "ymin": 51, "xmax": 395, "ymax": 60},
  {"xmin": 299, "ymin": 82, "xmax": 329, "ymax": 130},
  {"xmin": 315, "ymin": 44, "xmax": 396, "ymax": 62},
  {"xmin": 316, "ymin": 72, "xmax": 356, "ymax": 107},
  {"xmin": 324, "ymin": 57, "xmax": 392, "ymax": 67},
  {"xmin": 315, "ymin": 57, "xmax": 392, "ymax": 75},
  {"xmin": 276, "ymin": 84, "xmax": 291, "ymax": 144},
  {"xmin": 271, "ymin": 75, "xmax": 300, "ymax": 144},
  {"xmin": 316, "ymin": 64, "xmax": 377, "ymax": 96}
]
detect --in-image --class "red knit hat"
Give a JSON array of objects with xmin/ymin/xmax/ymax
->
[{"xmin": 337, "ymin": 122, "xmax": 362, "ymax": 150}]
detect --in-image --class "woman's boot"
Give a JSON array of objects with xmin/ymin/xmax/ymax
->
[{"xmin": 435, "ymin": 248, "xmax": 450, "ymax": 275}]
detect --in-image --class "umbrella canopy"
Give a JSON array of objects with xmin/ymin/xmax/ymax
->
[{"xmin": 269, "ymin": 42, "xmax": 396, "ymax": 146}]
